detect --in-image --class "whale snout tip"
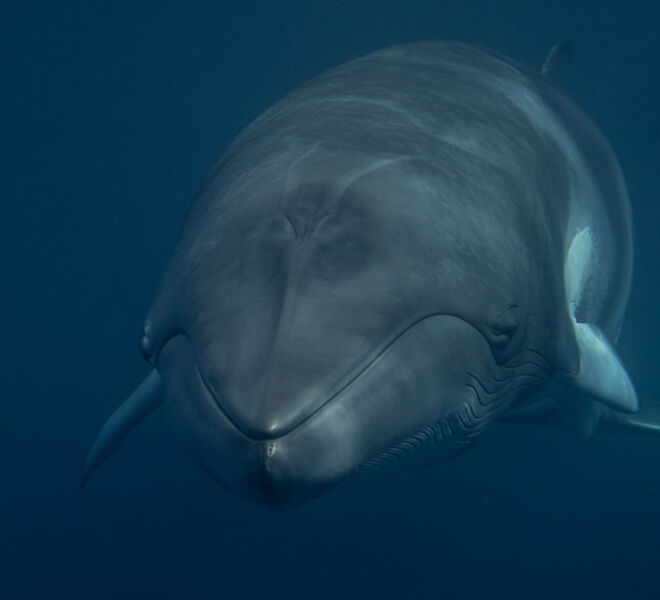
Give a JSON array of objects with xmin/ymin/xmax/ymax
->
[{"xmin": 245, "ymin": 439, "xmax": 330, "ymax": 510}]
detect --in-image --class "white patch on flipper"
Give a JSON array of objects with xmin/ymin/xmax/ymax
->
[
  {"xmin": 564, "ymin": 227, "xmax": 594, "ymax": 315},
  {"xmin": 561, "ymin": 228, "xmax": 638, "ymax": 413}
]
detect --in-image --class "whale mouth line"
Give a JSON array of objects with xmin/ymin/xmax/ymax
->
[{"xmin": 163, "ymin": 312, "xmax": 479, "ymax": 442}]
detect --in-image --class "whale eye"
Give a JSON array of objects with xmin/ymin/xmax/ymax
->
[
  {"xmin": 139, "ymin": 331, "xmax": 155, "ymax": 363},
  {"xmin": 488, "ymin": 305, "xmax": 520, "ymax": 355},
  {"xmin": 489, "ymin": 325, "xmax": 516, "ymax": 350}
]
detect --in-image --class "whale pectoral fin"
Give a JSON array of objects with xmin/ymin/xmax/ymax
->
[
  {"xmin": 81, "ymin": 369, "xmax": 163, "ymax": 489},
  {"xmin": 561, "ymin": 227, "xmax": 638, "ymax": 414},
  {"xmin": 607, "ymin": 401, "xmax": 660, "ymax": 435},
  {"xmin": 561, "ymin": 322, "xmax": 638, "ymax": 413}
]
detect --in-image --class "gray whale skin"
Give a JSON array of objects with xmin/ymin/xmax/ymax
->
[{"xmin": 82, "ymin": 42, "xmax": 658, "ymax": 509}]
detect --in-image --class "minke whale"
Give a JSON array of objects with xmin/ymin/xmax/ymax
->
[{"xmin": 82, "ymin": 41, "xmax": 660, "ymax": 509}]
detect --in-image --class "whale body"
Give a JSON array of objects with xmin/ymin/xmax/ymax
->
[{"xmin": 82, "ymin": 42, "xmax": 657, "ymax": 509}]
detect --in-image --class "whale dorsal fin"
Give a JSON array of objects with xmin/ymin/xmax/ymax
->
[
  {"xmin": 541, "ymin": 43, "xmax": 573, "ymax": 82},
  {"xmin": 560, "ymin": 228, "xmax": 638, "ymax": 413}
]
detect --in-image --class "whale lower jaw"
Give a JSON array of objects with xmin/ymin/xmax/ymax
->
[{"xmin": 158, "ymin": 314, "xmax": 537, "ymax": 509}]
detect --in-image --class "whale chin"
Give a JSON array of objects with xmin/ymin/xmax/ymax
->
[{"xmin": 157, "ymin": 315, "xmax": 502, "ymax": 508}]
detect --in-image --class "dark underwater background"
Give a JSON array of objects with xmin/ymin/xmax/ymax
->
[{"xmin": 3, "ymin": 1, "xmax": 659, "ymax": 598}]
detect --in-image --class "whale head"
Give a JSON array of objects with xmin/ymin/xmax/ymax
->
[{"xmin": 137, "ymin": 148, "xmax": 544, "ymax": 509}]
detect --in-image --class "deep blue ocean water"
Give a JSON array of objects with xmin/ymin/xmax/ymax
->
[{"xmin": 3, "ymin": 1, "xmax": 659, "ymax": 598}]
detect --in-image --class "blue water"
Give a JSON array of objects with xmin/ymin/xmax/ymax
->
[{"xmin": 3, "ymin": 1, "xmax": 659, "ymax": 598}]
